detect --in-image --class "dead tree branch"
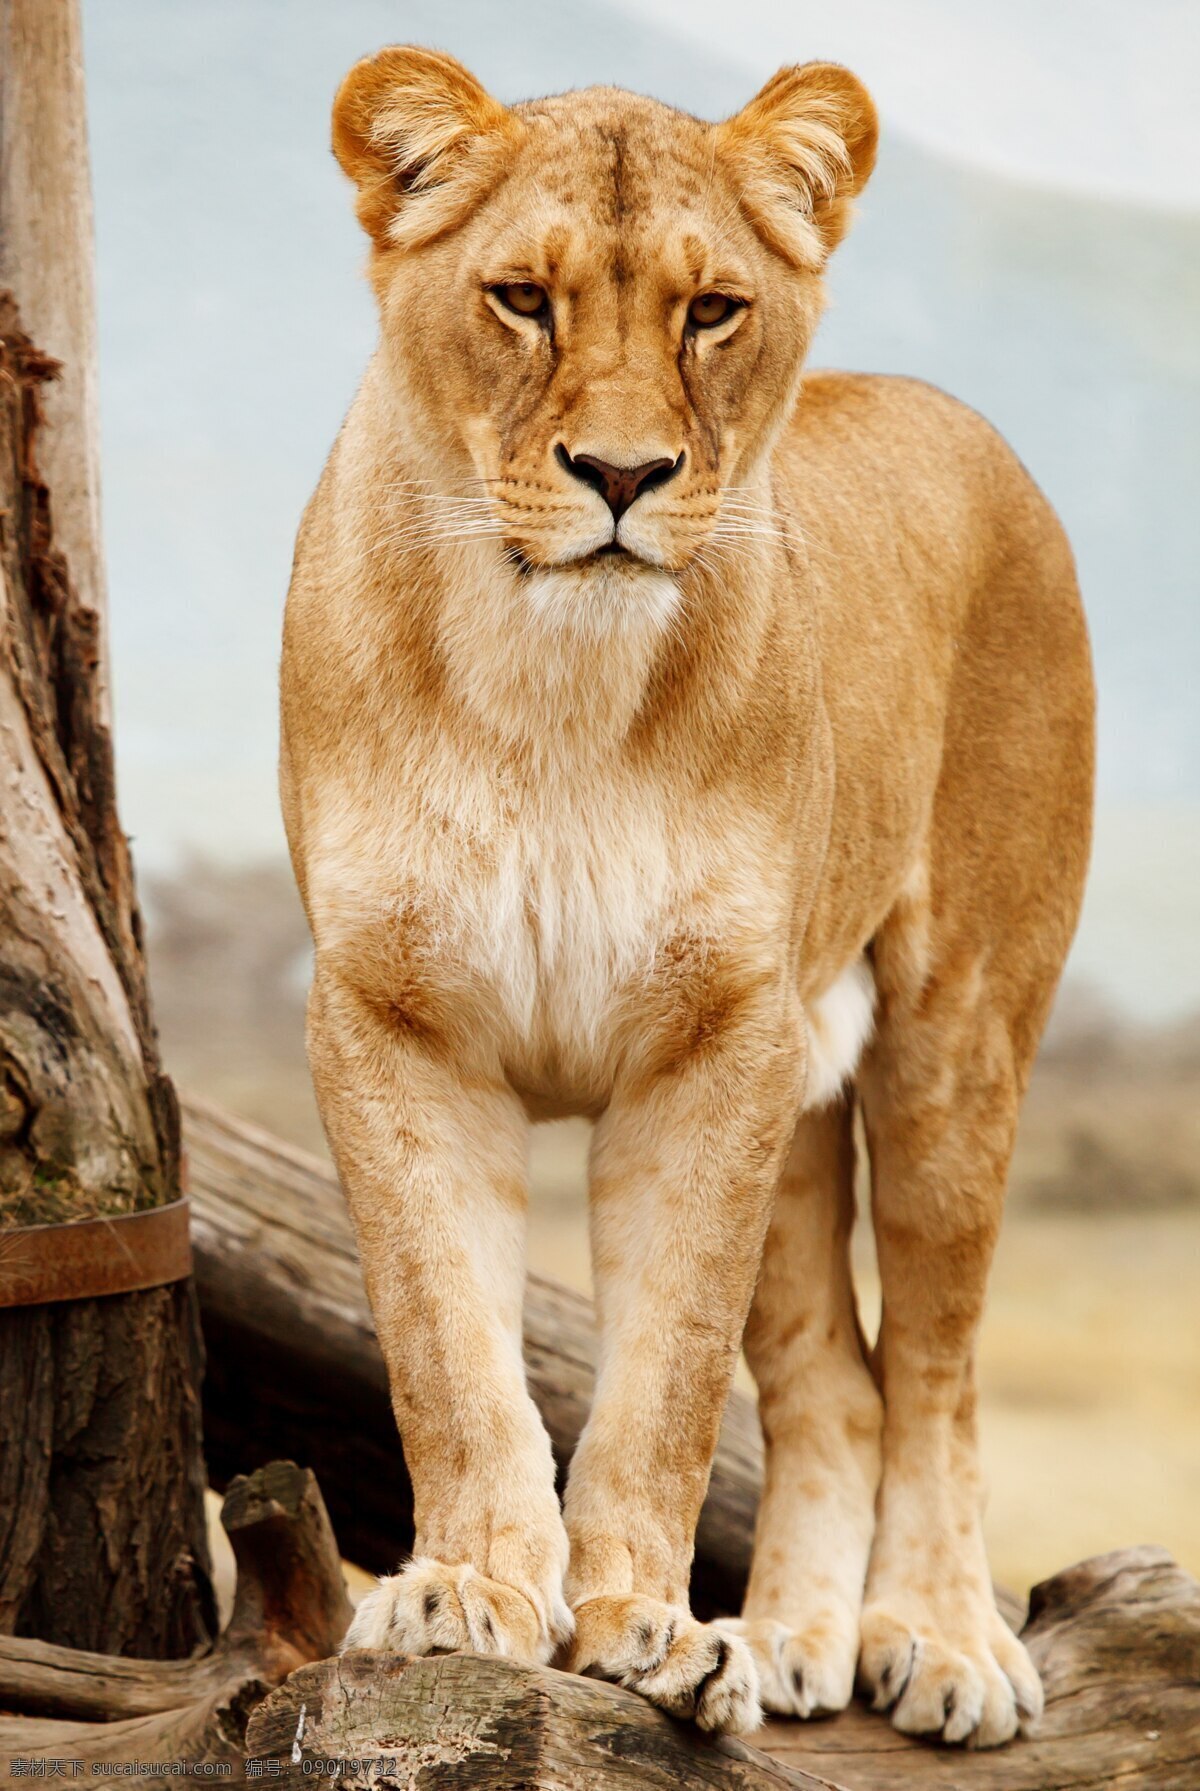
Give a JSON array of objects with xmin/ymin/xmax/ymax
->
[{"xmin": 0, "ymin": 1462, "xmax": 352, "ymax": 1785}]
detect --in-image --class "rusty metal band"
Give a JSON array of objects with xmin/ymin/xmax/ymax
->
[{"xmin": 0, "ymin": 1197, "xmax": 192, "ymax": 1308}]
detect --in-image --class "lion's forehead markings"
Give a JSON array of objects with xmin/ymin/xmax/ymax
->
[
  {"xmin": 515, "ymin": 100, "xmax": 716, "ymax": 221},
  {"xmin": 602, "ymin": 123, "xmax": 627, "ymax": 231}
]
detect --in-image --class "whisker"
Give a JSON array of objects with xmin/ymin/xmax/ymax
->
[
  {"xmin": 363, "ymin": 523, "xmax": 509, "ymax": 555},
  {"xmin": 381, "ymin": 477, "xmax": 494, "ymax": 498},
  {"xmin": 384, "ymin": 495, "xmax": 497, "ymax": 509},
  {"xmin": 707, "ymin": 523, "xmax": 788, "ymax": 542},
  {"xmin": 366, "ymin": 511, "xmax": 506, "ymax": 536},
  {"xmin": 378, "ymin": 528, "xmax": 508, "ymax": 548}
]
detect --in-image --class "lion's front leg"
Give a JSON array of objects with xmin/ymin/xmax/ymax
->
[
  {"xmin": 307, "ymin": 968, "xmax": 571, "ymax": 1663},
  {"xmin": 564, "ymin": 976, "xmax": 804, "ymax": 1735}
]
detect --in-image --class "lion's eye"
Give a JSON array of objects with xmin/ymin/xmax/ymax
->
[
  {"xmin": 688, "ymin": 292, "xmax": 739, "ymax": 329},
  {"xmin": 494, "ymin": 282, "xmax": 549, "ymax": 319}
]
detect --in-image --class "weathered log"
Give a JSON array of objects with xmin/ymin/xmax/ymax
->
[
  {"xmin": 239, "ymin": 1544, "xmax": 1200, "ymax": 1791},
  {"xmin": 245, "ymin": 1650, "xmax": 825, "ymax": 1791},
  {"xmin": 0, "ymin": 1461, "xmax": 353, "ymax": 1785},
  {"xmin": 185, "ymin": 1096, "xmax": 762, "ymax": 1616},
  {"xmin": 0, "ymin": 32, "xmax": 212, "ymax": 1658}
]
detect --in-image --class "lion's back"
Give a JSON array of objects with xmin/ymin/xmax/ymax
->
[{"xmin": 783, "ymin": 368, "xmax": 1094, "ymax": 1010}]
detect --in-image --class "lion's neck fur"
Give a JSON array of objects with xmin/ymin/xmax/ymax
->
[
  {"xmin": 435, "ymin": 549, "xmax": 676, "ymax": 756},
  {"xmin": 326, "ymin": 382, "xmax": 789, "ymax": 780}
]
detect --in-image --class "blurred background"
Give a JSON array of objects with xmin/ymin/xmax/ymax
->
[{"xmin": 80, "ymin": 0, "xmax": 1198, "ymax": 1594}]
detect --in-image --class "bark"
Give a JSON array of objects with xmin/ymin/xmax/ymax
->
[
  {"xmin": 184, "ymin": 1096, "xmax": 762, "ymax": 1618},
  {"xmin": 244, "ymin": 1548, "xmax": 1200, "ymax": 1790},
  {"xmin": 0, "ymin": 0, "xmax": 109, "ymax": 679},
  {"xmin": 0, "ymin": 298, "xmax": 212, "ymax": 1654},
  {"xmin": 0, "ymin": 1461, "xmax": 354, "ymax": 1786},
  {"xmin": 246, "ymin": 1651, "xmax": 823, "ymax": 1791},
  {"xmin": 0, "ymin": 0, "xmax": 213, "ymax": 1655}
]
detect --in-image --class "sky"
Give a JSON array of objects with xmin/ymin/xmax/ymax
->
[{"xmin": 627, "ymin": 0, "xmax": 1200, "ymax": 210}]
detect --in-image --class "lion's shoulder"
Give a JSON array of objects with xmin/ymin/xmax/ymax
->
[
  {"xmin": 781, "ymin": 369, "xmax": 1049, "ymax": 531},
  {"xmin": 791, "ymin": 369, "xmax": 1004, "ymax": 450}
]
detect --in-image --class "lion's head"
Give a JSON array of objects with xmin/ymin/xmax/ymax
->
[{"xmin": 333, "ymin": 50, "xmax": 876, "ymax": 634}]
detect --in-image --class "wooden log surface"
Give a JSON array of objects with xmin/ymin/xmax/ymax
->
[
  {"xmin": 245, "ymin": 1545, "xmax": 1199, "ymax": 1791},
  {"xmin": 246, "ymin": 1651, "xmax": 826, "ymax": 1791},
  {"xmin": 185, "ymin": 1096, "xmax": 761, "ymax": 1618},
  {"xmin": 0, "ymin": 1461, "xmax": 352, "ymax": 1785}
]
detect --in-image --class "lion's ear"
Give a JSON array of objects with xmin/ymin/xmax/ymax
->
[
  {"xmin": 717, "ymin": 63, "xmax": 877, "ymax": 266},
  {"xmin": 332, "ymin": 47, "xmax": 519, "ymax": 249}
]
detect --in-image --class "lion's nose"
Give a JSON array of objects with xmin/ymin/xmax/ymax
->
[{"xmin": 555, "ymin": 445, "xmax": 683, "ymax": 520}]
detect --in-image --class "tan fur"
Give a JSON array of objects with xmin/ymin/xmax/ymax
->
[{"xmin": 286, "ymin": 49, "xmax": 1094, "ymax": 1745}]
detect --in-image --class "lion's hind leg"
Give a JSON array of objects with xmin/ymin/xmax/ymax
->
[
  {"xmin": 720, "ymin": 1096, "xmax": 882, "ymax": 1718},
  {"xmin": 854, "ymin": 537, "xmax": 1090, "ymax": 1746},
  {"xmin": 855, "ymin": 966, "xmax": 1045, "ymax": 1747}
]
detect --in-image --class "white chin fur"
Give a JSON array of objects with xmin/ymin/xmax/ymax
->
[{"xmin": 524, "ymin": 560, "xmax": 680, "ymax": 639}]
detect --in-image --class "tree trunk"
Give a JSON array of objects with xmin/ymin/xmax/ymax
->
[
  {"xmin": 0, "ymin": 0, "xmax": 108, "ymax": 669},
  {"xmin": 0, "ymin": 1461, "xmax": 353, "ymax": 1785},
  {"xmin": 0, "ymin": 0, "xmax": 214, "ymax": 1657}
]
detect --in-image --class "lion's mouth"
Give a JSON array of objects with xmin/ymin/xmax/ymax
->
[{"xmin": 508, "ymin": 540, "xmax": 642, "ymax": 575}]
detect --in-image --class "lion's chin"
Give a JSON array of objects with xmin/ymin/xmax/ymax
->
[{"xmin": 521, "ymin": 557, "xmax": 681, "ymax": 641}]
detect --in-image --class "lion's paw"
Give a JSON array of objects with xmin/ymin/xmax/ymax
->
[
  {"xmin": 714, "ymin": 1614, "xmax": 857, "ymax": 1719},
  {"xmin": 572, "ymin": 1595, "xmax": 761, "ymax": 1734},
  {"xmin": 343, "ymin": 1556, "xmax": 572, "ymax": 1666},
  {"xmin": 858, "ymin": 1600, "xmax": 1043, "ymax": 1748}
]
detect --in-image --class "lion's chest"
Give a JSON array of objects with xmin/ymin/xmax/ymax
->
[
  {"xmin": 489, "ymin": 813, "xmax": 670, "ymax": 1085},
  {"xmin": 391, "ymin": 761, "xmax": 679, "ymax": 1097}
]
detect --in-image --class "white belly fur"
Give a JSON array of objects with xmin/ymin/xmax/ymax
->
[{"xmin": 803, "ymin": 957, "xmax": 876, "ymax": 1110}]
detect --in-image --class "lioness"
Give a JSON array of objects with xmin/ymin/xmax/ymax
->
[{"xmin": 281, "ymin": 48, "xmax": 1094, "ymax": 1746}]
